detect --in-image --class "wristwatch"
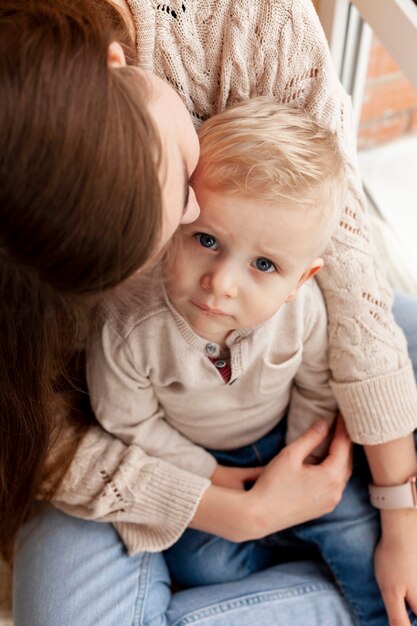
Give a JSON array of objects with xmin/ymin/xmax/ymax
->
[{"xmin": 369, "ymin": 476, "xmax": 417, "ymax": 509}]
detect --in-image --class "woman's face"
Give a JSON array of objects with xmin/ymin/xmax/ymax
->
[
  {"xmin": 146, "ymin": 72, "xmax": 201, "ymax": 249},
  {"xmin": 109, "ymin": 43, "xmax": 200, "ymax": 255}
]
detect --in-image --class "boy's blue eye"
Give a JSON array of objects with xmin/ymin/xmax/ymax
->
[
  {"xmin": 252, "ymin": 257, "xmax": 276, "ymax": 273},
  {"xmin": 194, "ymin": 233, "xmax": 218, "ymax": 250}
]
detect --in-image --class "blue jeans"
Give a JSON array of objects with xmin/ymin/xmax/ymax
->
[
  {"xmin": 12, "ymin": 292, "xmax": 417, "ymax": 626},
  {"xmin": 165, "ymin": 427, "xmax": 388, "ymax": 626},
  {"xmin": 13, "ymin": 506, "xmax": 356, "ymax": 626}
]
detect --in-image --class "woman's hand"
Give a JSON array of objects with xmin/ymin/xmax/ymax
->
[
  {"xmin": 190, "ymin": 415, "xmax": 352, "ymax": 541},
  {"xmin": 245, "ymin": 415, "xmax": 352, "ymax": 539},
  {"xmin": 374, "ymin": 509, "xmax": 417, "ymax": 626}
]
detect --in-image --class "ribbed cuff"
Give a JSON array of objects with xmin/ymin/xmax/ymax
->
[
  {"xmin": 115, "ymin": 460, "xmax": 210, "ymax": 554},
  {"xmin": 331, "ymin": 361, "xmax": 417, "ymax": 444}
]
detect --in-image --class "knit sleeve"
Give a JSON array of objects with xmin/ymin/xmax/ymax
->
[
  {"xmin": 126, "ymin": 0, "xmax": 417, "ymax": 444},
  {"xmin": 274, "ymin": 0, "xmax": 417, "ymax": 443},
  {"xmin": 46, "ymin": 422, "xmax": 210, "ymax": 554}
]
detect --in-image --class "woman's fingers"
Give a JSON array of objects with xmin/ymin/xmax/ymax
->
[
  {"xmin": 240, "ymin": 416, "xmax": 354, "ymax": 536},
  {"xmin": 284, "ymin": 419, "xmax": 330, "ymax": 463},
  {"xmin": 383, "ymin": 592, "xmax": 411, "ymax": 626}
]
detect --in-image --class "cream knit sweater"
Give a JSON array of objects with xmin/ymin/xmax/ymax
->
[{"xmin": 50, "ymin": 0, "xmax": 417, "ymax": 554}]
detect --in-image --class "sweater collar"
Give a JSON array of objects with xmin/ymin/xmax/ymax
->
[{"xmin": 162, "ymin": 284, "xmax": 258, "ymax": 356}]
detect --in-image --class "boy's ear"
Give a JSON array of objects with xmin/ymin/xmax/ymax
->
[{"xmin": 285, "ymin": 258, "xmax": 323, "ymax": 303}]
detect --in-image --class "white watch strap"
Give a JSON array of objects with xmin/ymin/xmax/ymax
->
[{"xmin": 369, "ymin": 477, "xmax": 417, "ymax": 509}]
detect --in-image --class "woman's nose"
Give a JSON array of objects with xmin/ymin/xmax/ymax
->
[{"xmin": 200, "ymin": 265, "xmax": 238, "ymax": 298}]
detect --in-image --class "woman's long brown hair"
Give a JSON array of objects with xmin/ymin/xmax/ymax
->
[{"xmin": 0, "ymin": 0, "xmax": 162, "ymax": 558}]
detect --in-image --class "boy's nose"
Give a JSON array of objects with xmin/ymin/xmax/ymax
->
[{"xmin": 200, "ymin": 267, "xmax": 238, "ymax": 299}]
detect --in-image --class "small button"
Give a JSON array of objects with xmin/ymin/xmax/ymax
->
[
  {"xmin": 205, "ymin": 343, "xmax": 217, "ymax": 356},
  {"xmin": 214, "ymin": 359, "xmax": 227, "ymax": 369}
]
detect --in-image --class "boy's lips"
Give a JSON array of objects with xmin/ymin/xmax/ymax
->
[{"xmin": 191, "ymin": 300, "xmax": 229, "ymax": 317}]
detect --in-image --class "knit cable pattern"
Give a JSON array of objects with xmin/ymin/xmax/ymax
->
[{"xmin": 127, "ymin": 0, "xmax": 417, "ymax": 442}]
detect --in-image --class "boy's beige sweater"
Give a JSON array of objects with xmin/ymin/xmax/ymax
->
[
  {"xmin": 88, "ymin": 279, "xmax": 336, "ymax": 479},
  {"xmin": 50, "ymin": 0, "xmax": 417, "ymax": 554}
]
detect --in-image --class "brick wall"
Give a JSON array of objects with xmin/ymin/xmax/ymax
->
[
  {"xmin": 358, "ymin": 36, "xmax": 417, "ymax": 149},
  {"xmin": 309, "ymin": 2, "xmax": 417, "ymax": 149}
]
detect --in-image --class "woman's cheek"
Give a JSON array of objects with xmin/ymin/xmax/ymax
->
[{"xmin": 180, "ymin": 188, "xmax": 200, "ymax": 224}]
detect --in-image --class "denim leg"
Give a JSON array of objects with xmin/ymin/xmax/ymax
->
[
  {"xmin": 168, "ymin": 560, "xmax": 357, "ymax": 626},
  {"xmin": 13, "ymin": 505, "xmax": 358, "ymax": 626},
  {"xmin": 13, "ymin": 505, "xmax": 172, "ymax": 626},
  {"xmin": 165, "ymin": 529, "xmax": 275, "ymax": 587},
  {"xmin": 286, "ymin": 450, "xmax": 387, "ymax": 626},
  {"xmin": 206, "ymin": 418, "xmax": 287, "ymax": 468}
]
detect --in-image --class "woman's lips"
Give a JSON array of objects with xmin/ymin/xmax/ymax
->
[{"xmin": 191, "ymin": 301, "xmax": 229, "ymax": 317}]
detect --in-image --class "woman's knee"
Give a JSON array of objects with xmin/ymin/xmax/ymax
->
[{"xmin": 13, "ymin": 506, "xmax": 171, "ymax": 626}]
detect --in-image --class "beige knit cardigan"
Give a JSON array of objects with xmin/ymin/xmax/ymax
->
[{"xmin": 50, "ymin": 0, "xmax": 417, "ymax": 554}]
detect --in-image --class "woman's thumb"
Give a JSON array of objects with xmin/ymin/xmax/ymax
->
[{"xmin": 289, "ymin": 420, "xmax": 328, "ymax": 461}]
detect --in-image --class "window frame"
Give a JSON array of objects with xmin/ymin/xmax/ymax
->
[{"xmin": 318, "ymin": 0, "xmax": 417, "ymax": 89}]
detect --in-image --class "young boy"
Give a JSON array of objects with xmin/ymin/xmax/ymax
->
[{"xmin": 88, "ymin": 98, "xmax": 388, "ymax": 625}]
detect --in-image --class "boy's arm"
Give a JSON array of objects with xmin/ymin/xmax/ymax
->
[
  {"xmin": 366, "ymin": 438, "xmax": 417, "ymax": 626},
  {"xmin": 87, "ymin": 322, "xmax": 217, "ymax": 478},
  {"xmin": 286, "ymin": 284, "xmax": 338, "ymax": 455}
]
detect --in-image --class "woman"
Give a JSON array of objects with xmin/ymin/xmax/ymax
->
[{"xmin": 1, "ymin": 1, "xmax": 415, "ymax": 625}]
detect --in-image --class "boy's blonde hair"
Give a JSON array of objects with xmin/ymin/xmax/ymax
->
[{"xmin": 193, "ymin": 96, "xmax": 346, "ymax": 215}]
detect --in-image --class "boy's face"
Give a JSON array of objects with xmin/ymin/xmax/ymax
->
[{"xmin": 165, "ymin": 183, "xmax": 330, "ymax": 346}]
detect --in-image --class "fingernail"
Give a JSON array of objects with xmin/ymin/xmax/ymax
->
[{"xmin": 313, "ymin": 420, "xmax": 327, "ymax": 434}]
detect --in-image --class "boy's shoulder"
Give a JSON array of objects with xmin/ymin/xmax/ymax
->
[
  {"xmin": 104, "ymin": 271, "xmax": 170, "ymax": 338},
  {"xmin": 287, "ymin": 278, "xmax": 326, "ymax": 317},
  {"xmin": 268, "ymin": 278, "xmax": 327, "ymax": 335}
]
